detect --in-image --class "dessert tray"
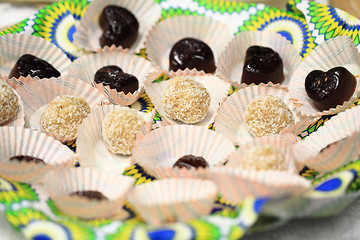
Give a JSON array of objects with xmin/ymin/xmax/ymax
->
[{"xmin": 2, "ymin": 0, "xmax": 360, "ymax": 239}]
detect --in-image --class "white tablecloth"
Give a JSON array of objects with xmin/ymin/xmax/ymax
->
[{"xmin": 243, "ymin": 196, "xmax": 360, "ymax": 240}]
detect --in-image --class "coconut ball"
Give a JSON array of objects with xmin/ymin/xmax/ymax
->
[
  {"xmin": 40, "ymin": 95, "xmax": 91, "ymax": 139},
  {"xmin": 0, "ymin": 80, "xmax": 18, "ymax": 124},
  {"xmin": 102, "ymin": 107, "xmax": 146, "ymax": 155},
  {"xmin": 162, "ymin": 76, "xmax": 211, "ymax": 124},
  {"xmin": 243, "ymin": 95, "xmax": 294, "ymax": 137},
  {"xmin": 241, "ymin": 145, "xmax": 287, "ymax": 171}
]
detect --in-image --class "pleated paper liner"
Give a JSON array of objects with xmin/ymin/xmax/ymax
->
[
  {"xmin": 73, "ymin": 0, "xmax": 161, "ymax": 53},
  {"xmin": 288, "ymin": 35, "xmax": 360, "ymax": 117},
  {"xmin": 66, "ymin": 45, "xmax": 154, "ymax": 105},
  {"xmin": 144, "ymin": 69, "xmax": 231, "ymax": 128},
  {"xmin": 0, "ymin": 33, "xmax": 71, "ymax": 77},
  {"xmin": 206, "ymin": 167, "xmax": 311, "ymax": 204},
  {"xmin": 127, "ymin": 178, "xmax": 218, "ymax": 226},
  {"xmin": 76, "ymin": 105, "xmax": 154, "ymax": 174},
  {"xmin": 0, "ymin": 78, "xmax": 25, "ymax": 127},
  {"xmin": 43, "ymin": 167, "xmax": 134, "ymax": 219},
  {"xmin": 0, "ymin": 126, "xmax": 75, "ymax": 184},
  {"xmin": 145, "ymin": 15, "xmax": 233, "ymax": 72},
  {"xmin": 213, "ymin": 83, "xmax": 317, "ymax": 146},
  {"xmin": 293, "ymin": 105, "xmax": 360, "ymax": 172},
  {"xmin": 8, "ymin": 75, "xmax": 109, "ymax": 142},
  {"xmin": 226, "ymin": 134, "xmax": 299, "ymax": 173},
  {"xmin": 131, "ymin": 124, "xmax": 235, "ymax": 179},
  {"xmin": 216, "ymin": 31, "xmax": 301, "ymax": 88}
]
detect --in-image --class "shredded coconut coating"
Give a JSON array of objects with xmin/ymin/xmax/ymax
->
[
  {"xmin": 40, "ymin": 95, "xmax": 91, "ymax": 139},
  {"xmin": 162, "ymin": 76, "xmax": 211, "ymax": 124},
  {"xmin": 102, "ymin": 108, "xmax": 146, "ymax": 155},
  {"xmin": 243, "ymin": 95, "xmax": 294, "ymax": 137},
  {"xmin": 241, "ymin": 145, "xmax": 287, "ymax": 171},
  {"xmin": 0, "ymin": 80, "xmax": 18, "ymax": 124}
]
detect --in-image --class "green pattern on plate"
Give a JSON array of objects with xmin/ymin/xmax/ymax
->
[
  {"xmin": 0, "ymin": 20, "xmax": 28, "ymax": 35},
  {"xmin": 188, "ymin": 219, "xmax": 222, "ymax": 239},
  {"xmin": 28, "ymin": 0, "xmax": 89, "ymax": 60},
  {"xmin": 193, "ymin": 0, "xmax": 252, "ymax": 13},
  {"xmin": 237, "ymin": 6, "xmax": 316, "ymax": 58},
  {"xmin": 5, "ymin": 208, "xmax": 49, "ymax": 231},
  {"xmin": 0, "ymin": 177, "xmax": 38, "ymax": 207},
  {"xmin": 290, "ymin": 0, "xmax": 360, "ymax": 48},
  {"xmin": 6, "ymin": 208, "xmax": 96, "ymax": 240},
  {"xmin": 161, "ymin": 7, "xmax": 202, "ymax": 20}
]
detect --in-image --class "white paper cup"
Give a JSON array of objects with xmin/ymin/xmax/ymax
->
[
  {"xmin": 217, "ymin": 31, "xmax": 301, "ymax": 87},
  {"xmin": 0, "ymin": 126, "xmax": 75, "ymax": 184},
  {"xmin": 288, "ymin": 35, "xmax": 360, "ymax": 117},
  {"xmin": 73, "ymin": 0, "xmax": 161, "ymax": 53},
  {"xmin": 77, "ymin": 105, "xmax": 154, "ymax": 174},
  {"xmin": 127, "ymin": 178, "xmax": 218, "ymax": 226}
]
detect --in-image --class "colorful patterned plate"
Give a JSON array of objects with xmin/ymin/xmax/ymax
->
[{"xmin": 2, "ymin": 0, "xmax": 360, "ymax": 239}]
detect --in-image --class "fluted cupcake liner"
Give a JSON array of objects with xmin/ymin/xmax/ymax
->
[
  {"xmin": 132, "ymin": 124, "xmax": 235, "ymax": 179},
  {"xmin": 8, "ymin": 75, "xmax": 109, "ymax": 142},
  {"xmin": 206, "ymin": 167, "xmax": 311, "ymax": 204},
  {"xmin": 144, "ymin": 69, "xmax": 231, "ymax": 127},
  {"xmin": 0, "ymin": 33, "xmax": 71, "ymax": 77},
  {"xmin": 216, "ymin": 31, "xmax": 301, "ymax": 88},
  {"xmin": 226, "ymin": 134, "xmax": 298, "ymax": 173},
  {"xmin": 127, "ymin": 178, "xmax": 218, "ymax": 226},
  {"xmin": 288, "ymin": 36, "xmax": 360, "ymax": 117},
  {"xmin": 73, "ymin": 0, "xmax": 161, "ymax": 53},
  {"xmin": 0, "ymin": 126, "xmax": 75, "ymax": 184},
  {"xmin": 0, "ymin": 78, "xmax": 25, "ymax": 127},
  {"xmin": 293, "ymin": 105, "xmax": 360, "ymax": 172},
  {"xmin": 66, "ymin": 46, "xmax": 154, "ymax": 105},
  {"xmin": 145, "ymin": 15, "xmax": 233, "ymax": 72},
  {"xmin": 43, "ymin": 167, "xmax": 134, "ymax": 219},
  {"xmin": 213, "ymin": 83, "xmax": 316, "ymax": 146},
  {"xmin": 77, "ymin": 105, "xmax": 154, "ymax": 174}
]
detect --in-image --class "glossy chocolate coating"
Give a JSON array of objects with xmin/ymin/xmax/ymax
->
[
  {"xmin": 10, "ymin": 155, "xmax": 46, "ymax": 165},
  {"xmin": 71, "ymin": 190, "xmax": 108, "ymax": 201},
  {"xmin": 9, "ymin": 54, "xmax": 61, "ymax": 79},
  {"xmin": 169, "ymin": 38, "xmax": 216, "ymax": 73},
  {"xmin": 241, "ymin": 45, "xmax": 284, "ymax": 85},
  {"xmin": 94, "ymin": 65, "xmax": 139, "ymax": 94},
  {"xmin": 172, "ymin": 155, "xmax": 209, "ymax": 169},
  {"xmin": 99, "ymin": 5, "xmax": 139, "ymax": 48},
  {"xmin": 305, "ymin": 66, "xmax": 356, "ymax": 111}
]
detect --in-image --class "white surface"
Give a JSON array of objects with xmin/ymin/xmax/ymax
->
[
  {"xmin": 0, "ymin": 213, "xmax": 24, "ymax": 240},
  {"xmin": 244, "ymin": 196, "xmax": 360, "ymax": 240},
  {"xmin": 0, "ymin": 3, "xmax": 38, "ymax": 29}
]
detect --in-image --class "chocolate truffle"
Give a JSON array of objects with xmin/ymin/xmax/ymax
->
[
  {"xmin": 10, "ymin": 155, "xmax": 46, "ymax": 165},
  {"xmin": 9, "ymin": 54, "xmax": 60, "ymax": 79},
  {"xmin": 172, "ymin": 155, "xmax": 209, "ymax": 169},
  {"xmin": 40, "ymin": 95, "xmax": 91, "ymax": 139},
  {"xmin": 243, "ymin": 95, "xmax": 294, "ymax": 137},
  {"xmin": 0, "ymin": 80, "xmax": 18, "ymax": 124},
  {"xmin": 99, "ymin": 5, "xmax": 139, "ymax": 48},
  {"xmin": 169, "ymin": 38, "xmax": 216, "ymax": 73},
  {"xmin": 240, "ymin": 145, "xmax": 287, "ymax": 171},
  {"xmin": 305, "ymin": 66, "xmax": 357, "ymax": 111},
  {"xmin": 102, "ymin": 108, "xmax": 146, "ymax": 155},
  {"xmin": 241, "ymin": 46, "xmax": 284, "ymax": 85},
  {"xmin": 162, "ymin": 76, "xmax": 211, "ymax": 124},
  {"xmin": 94, "ymin": 65, "xmax": 139, "ymax": 94},
  {"xmin": 71, "ymin": 190, "xmax": 108, "ymax": 201}
]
